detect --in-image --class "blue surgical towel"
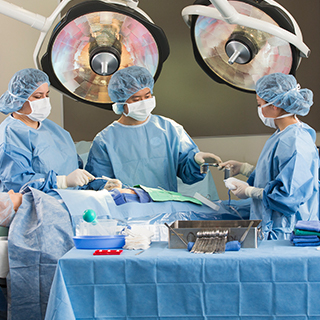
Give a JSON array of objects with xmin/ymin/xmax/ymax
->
[
  {"xmin": 295, "ymin": 220, "xmax": 320, "ymax": 232},
  {"xmin": 290, "ymin": 231, "xmax": 320, "ymax": 246},
  {"xmin": 292, "ymin": 236, "xmax": 320, "ymax": 244},
  {"xmin": 294, "ymin": 242, "xmax": 320, "ymax": 246}
]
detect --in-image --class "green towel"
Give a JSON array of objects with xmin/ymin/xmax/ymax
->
[
  {"xmin": 134, "ymin": 185, "xmax": 202, "ymax": 205},
  {"xmin": 294, "ymin": 228, "xmax": 320, "ymax": 237}
]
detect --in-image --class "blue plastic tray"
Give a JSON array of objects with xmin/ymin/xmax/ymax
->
[{"xmin": 73, "ymin": 235, "xmax": 126, "ymax": 249}]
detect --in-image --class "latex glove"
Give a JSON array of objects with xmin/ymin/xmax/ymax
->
[
  {"xmin": 194, "ymin": 152, "xmax": 222, "ymax": 166},
  {"xmin": 57, "ymin": 169, "xmax": 95, "ymax": 188},
  {"xmin": 67, "ymin": 169, "xmax": 95, "ymax": 187},
  {"xmin": 219, "ymin": 160, "xmax": 254, "ymax": 177},
  {"xmin": 245, "ymin": 186, "xmax": 264, "ymax": 200},
  {"xmin": 224, "ymin": 177, "xmax": 249, "ymax": 199},
  {"xmin": 219, "ymin": 160, "xmax": 243, "ymax": 176},
  {"xmin": 104, "ymin": 179, "xmax": 122, "ymax": 191}
]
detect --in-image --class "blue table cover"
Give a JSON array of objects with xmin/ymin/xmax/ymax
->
[{"xmin": 45, "ymin": 240, "xmax": 320, "ymax": 320}]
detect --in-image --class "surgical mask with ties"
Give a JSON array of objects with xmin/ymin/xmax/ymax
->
[
  {"xmin": 257, "ymin": 102, "xmax": 293, "ymax": 129},
  {"xmin": 16, "ymin": 97, "xmax": 52, "ymax": 122},
  {"xmin": 124, "ymin": 96, "xmax": 156, "ymax": 121}
]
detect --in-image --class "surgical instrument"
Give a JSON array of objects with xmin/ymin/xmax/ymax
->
[
  {"xmin": 191, "ymin": 229, "xmax": 229, "ymax": 254},
  {"xmin": 200, "ymin": 162, "xmax": 219, "ymax": 174},
  {"xmin": 240, "ymin": 221, "xmax": 254, "ymax": 244},
  {"xmin": 224, "ymin": 167, "xmax": 231, "ymax": 179}
]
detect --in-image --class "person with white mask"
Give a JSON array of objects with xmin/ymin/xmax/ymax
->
[
  {"xmin": 220, "ymin": 73, "xmax": 319, "ymax": 240},
  {"xmin": 0, "ymin": 68, "xmax": 94, "ymax": 193},
  {"xmin": 86, "ymin": 66, "xmax": 221, "ymax": 191}
]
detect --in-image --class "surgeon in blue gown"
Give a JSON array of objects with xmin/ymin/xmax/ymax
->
[
  {"xmin": 220, "ymin": 73, "xmax": 319, "ymax": 240},
  {"xmin": 0, "ymin": 68, "xmax": 94, "ymax": 193},
  {"xmin": 85, "ymin": 66, "xmax": 221, "ymax": 191}
]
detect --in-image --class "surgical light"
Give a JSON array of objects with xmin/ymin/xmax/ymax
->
[
  {"xmin": 182, "ymin": 0, "xmax": 310, "ymax": 92},
  {"xmin": 0, "ymin": 0, "xmax": 170, "ymax": 110}
]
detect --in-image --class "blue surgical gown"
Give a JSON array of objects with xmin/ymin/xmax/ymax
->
[
  {"xmin": 247, "ymin": 122, "xmax": 319, "ymax": 240},
  {"xmin": 0, "ymin": 116, "xmax": 78, "ymax": 193},
  {"xmin": 85, "ymin": 115, "xmax": 205, "ymax": 191}
]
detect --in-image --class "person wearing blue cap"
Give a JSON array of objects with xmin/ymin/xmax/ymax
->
[
  {"xmin": 85, "ymin": 66, "xmax": 221, "ymax": 191},
  {"xmin": 0, "ymin": 68, "xmax": 94, "ymax": 192},
  {"xmin": 220, "ymin": 73, "xmax": 319, "ymax": 240}
]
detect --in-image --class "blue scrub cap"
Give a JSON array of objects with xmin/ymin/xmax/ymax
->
[
  {"xmin": 0, "ymin": 68, "xmax": 50, "ymax": 115},
  {"xmin": 255, "ymin": 73, "xmax": 313, "ymax": 116},
  {"xmin": 108, "ymin": 66, "xmax": 154, "ymax": 114}
]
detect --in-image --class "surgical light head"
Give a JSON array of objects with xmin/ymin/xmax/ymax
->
[
  {"xmin": 39, "ymin": 0, "xmax": 169, "ymax": 111},
  {"xmin": 108, "ymin": 66, "xmax": 154, "ymax": 113},
  {"xmin": 181, "ymin": 0, "xmax": 310, "ymax": 93},
  {"xmin": 256, "ymin": 73, "xmax": 313, "ymax": 116},
  {"xmin": 0, "ymin": 68, "xmax": 50, "ymax": 115}
]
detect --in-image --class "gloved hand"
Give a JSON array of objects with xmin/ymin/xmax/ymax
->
[
  {"xmin": 66, "ymin": 169, "xmax": 95, "ymax": 187},
  {"xmin": 220, "ymin": 160, "xmax": 243, "ymax": 176},
  {"xmin": 57, "ymin": 169, "xmax": 95, "ymax": 189},
  {"xmin": 104, "ymin": 179, "xmax": 122, "ymax": 191},
  {"xmin": 219, "ymin": 160, "xmax": 255, "ymax": 177},
  {"xmin": 245, "ymin": 186, "xmax": 264, "ymax": 200},
  {"xmin": 194, "ymin": 152, "xmax": 222, "ymax": 166},
  {"xmin": 224, "ymin": 177, "xmax": 249, "ymax": 199}
]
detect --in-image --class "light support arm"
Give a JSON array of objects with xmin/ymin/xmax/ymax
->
[
  {"xmin": 0, "ymin": 0, "xmax": 47, "ymax": 31},
  {"xmin": 0, "ymin": 0, "xmax": 74, "ymax": 67},
  {"xmin": 209, "ymin": 0, "xmax": 238, "ymax": 23},
  {"xmin": 182, "ymin": 1, "xmax": 310, "ymax": 58}
]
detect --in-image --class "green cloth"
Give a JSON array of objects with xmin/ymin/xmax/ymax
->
[
  {"xmin": 135, "ymin": 185, "xmax": 202, "ymax": 205},
  {"xmin": 0, "ymin": 226, "xmax": 8, "ymax": 236},
  {"xmin": 294, "ymin": 228, "xmax": 320, "ymax": 237}
]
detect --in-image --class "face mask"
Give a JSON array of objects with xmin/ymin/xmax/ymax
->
[
  {"xmin": 257, "ymin": 102, "xmax": 293, "ymax": 129},
  {"xmin": 124, "ymin": 96, "xmax": 156, "ymax": 121},
  {"xmin": 15, "ymin": 97, "xmax": 51, "ymax": 122},
  {"xmin": 27, "ymin": 97, "xmax": 51, "ymax": 122}
]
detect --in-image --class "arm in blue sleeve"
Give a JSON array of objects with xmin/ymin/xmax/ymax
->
[
  {"xmin": 80, "ymin": 179, "xmax": 108, "ymax": 191},
  {"xmin": 263, "ymin": 152, "xmax": 316, "ymax": 217},
  {"xmin": 176, "ymin": 129, "xmax": 205, "ymax": 185},
  {"xmin": 85, "ymin": 136, "xmax": 115, "ymax": 178},
  {"xmin": 247, "ymin": 170, "xmax": 256, "ymax": 186},
  {"xmin": 0, "ymin": 145, "xmax": 57, "ymax": 193}
]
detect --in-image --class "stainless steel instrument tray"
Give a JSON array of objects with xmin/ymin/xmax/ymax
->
[{"xmin": 168, "ymin": 220, "xmax": 262, "ymax": 249}]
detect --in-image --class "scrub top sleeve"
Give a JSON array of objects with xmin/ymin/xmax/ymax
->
[
  {"xmin": 247, "ymin": 170, "xmax": 256, "ymax": 186},
  {"xmin": 22, "ymin": 170, "xmax": 58, "ymax": 193},
  {"xmin": 176, "ymin": 129, "xmax": 205, "ymax": 185},
  {"xmin": 0, "ymin": 146, "xmax": 57, "ymax": 193},
  {"xmin": 263, "ymin": 152, "xmax": 316, "ymax": 217},
  {"xmin": 85, "ymin": 137, "xmax": 115, "ymax": 178}
]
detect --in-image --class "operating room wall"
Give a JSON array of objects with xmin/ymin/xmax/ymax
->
[{"xmin": 0, "ymin": 0, "xmax": 64, "ymax": 126}]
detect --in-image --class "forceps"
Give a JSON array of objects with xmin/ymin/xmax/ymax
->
[{"xmin": 200, "ymin": 163, "xmax": 219, "ymax": 174}]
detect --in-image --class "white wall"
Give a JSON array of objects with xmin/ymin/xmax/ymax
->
[{"xmin": 0, "ymin": 0, "xmax": 63, "ymax": 126}]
